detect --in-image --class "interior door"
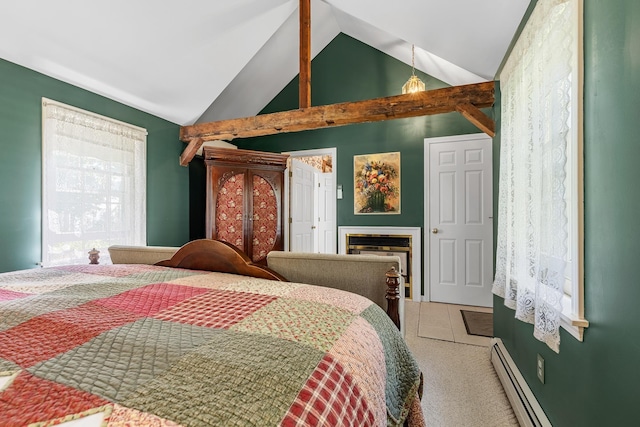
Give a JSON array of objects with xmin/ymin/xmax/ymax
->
[
  {"xmin": 290, "ymin": 159, "xmax": 316, "ymax": 252},
  {"xmin": 316, "ymin": 172, "xmax": 335, "ymax": 253},
  {"xmin": 428, "ymin": 134, "xmax": 493, "ymax": 307}
]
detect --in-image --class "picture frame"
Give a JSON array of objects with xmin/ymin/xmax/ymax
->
[{"xmin": 354, "ymin": 151, "xmax": 401, "ymax": 214}]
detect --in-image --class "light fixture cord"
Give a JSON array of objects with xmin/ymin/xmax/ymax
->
[{"xmin": 411, "ymin": 44, "xmax": 416, "ymax": 76}]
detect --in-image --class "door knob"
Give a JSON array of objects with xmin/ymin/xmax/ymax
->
[
  {"xmin": 432, "ymin": 228, "xmax": 438, "ymax": 234},
  {"xmin": 311, "ymin": 226, "xmax": 316, "ymax": 229}
]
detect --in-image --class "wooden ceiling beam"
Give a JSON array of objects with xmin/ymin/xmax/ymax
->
[
  {"xmin": 180, "ymin": 81, "xmax": 495, "ymax": 155},
  {"xmin": 456, "ymin": 102, "xmax": 496, "ymax": 137},
  {"xmin": 299, "ymin": 0, "xmax": 311, "ymax": 109},
  {"xmin": 178, "ymin": 2, "xmax": 495, "ymax": 166},
  {"xmin": 179, "ymin": 137, "xmax": 203, "ymax": 167}
]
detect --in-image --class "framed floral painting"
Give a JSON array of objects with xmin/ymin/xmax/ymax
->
[{"xmin": 354, "ymin": 151, "xmax": 400, "ymax": 214}]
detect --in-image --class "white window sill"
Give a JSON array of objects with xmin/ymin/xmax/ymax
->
[{"xmin": 560, "ymin": 293, "xmax": 588, "ymax": 341}]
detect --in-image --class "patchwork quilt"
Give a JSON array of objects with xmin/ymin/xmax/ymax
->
[{"xmin": 0, "ymin": 264, "xmax": 422, "ymax": 427}]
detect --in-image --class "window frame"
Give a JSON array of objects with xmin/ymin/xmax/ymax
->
[
  {"xmin": 41, "ymin": 98, "xmax": 147, "ymax": 266},
  {"xmin": 559, "ymin": 0, "xmax": 588, "ymax": 341},
  {"xmin": 497, "ymin": 0, "xmax": 588, "ymax": 342}
]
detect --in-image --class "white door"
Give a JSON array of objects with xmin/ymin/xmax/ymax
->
[
  {"xmin": 427, "ymin": 134, "xmax": 493, "ymax": 307},
  {"xmin": 316, "ymin": 172, "xmax": 335, "ymax": 253},
  {"xmin": 290, "ymin": 159, "xmax": 317, "ymax": 252}
]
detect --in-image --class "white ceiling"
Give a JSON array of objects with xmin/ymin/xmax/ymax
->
[{"xmin": 0, "ymin": 0, "xmax": 530, "ymax": 126}]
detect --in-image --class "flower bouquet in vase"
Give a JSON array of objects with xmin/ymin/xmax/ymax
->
[{"xmin": 354, "ymin": 155, "xmax": 399, "ymax": 213}]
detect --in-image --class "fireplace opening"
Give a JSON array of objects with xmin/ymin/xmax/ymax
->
[{"xmin": 346, "ymin": 233, "xmax": 412, "ymax": 298}]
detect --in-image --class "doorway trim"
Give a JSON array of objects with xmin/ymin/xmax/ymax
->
[
  {"xmin": 283, "ymin": 147, "xmax": 337, "ymax": 253},
  {"xmin": 423, "ymin": 133, "xmax": 493, "ymax": 304}
]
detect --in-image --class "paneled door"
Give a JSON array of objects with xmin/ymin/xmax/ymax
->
[
  {"xmin": 316, "ymin": 172, "xmax": 335, "ymax": 254},
  {"xmin": 290, "ymin": 159, "xmax": 317, "ymax": 252},
  {"xmin": 426, "ymin": 134, "xmax": 493, "ymax": 307}
]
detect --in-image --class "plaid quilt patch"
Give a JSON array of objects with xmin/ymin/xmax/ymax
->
[
  {"xmin": 94, "ymin": 282, "xmax": 210, "ymax": 316},
  {"xmin": 0, "ymin": 264, "xmax": 422, "ymax": 427},
  {"xmin": 281, "ymin": 354, "xmax": 375, "ymax": 427},
  {"xmin": 154, "ymin": 288, "xmax": 277, "ymax": 328}
]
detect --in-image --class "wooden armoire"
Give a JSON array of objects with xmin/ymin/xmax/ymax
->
[{"xmin": 204, "ymin": 147, "xmax": 289, "ymax": 264}]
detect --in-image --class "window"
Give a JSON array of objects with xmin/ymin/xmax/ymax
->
[
  {"xmin": 42, "ymin": 98, "xmax": 146, "ymax": 266},
  {"xmin": 493, "ymin": 0, "xmax": 587, "ymax": 352}
]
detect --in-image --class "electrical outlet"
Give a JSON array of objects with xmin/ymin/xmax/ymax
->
[{"xmin": 537, "ymin": 354, "xmax": 545, "ymax": 384}]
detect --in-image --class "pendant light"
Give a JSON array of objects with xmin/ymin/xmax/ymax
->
[{"xmin": 402, "ymin": 44, "xmax": 426, "ymax": 94}]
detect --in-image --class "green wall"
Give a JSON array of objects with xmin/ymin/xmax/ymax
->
[
  {"xmin": 493, "ymin": 0, "xmax": 640, "ymax": 425},
  {"xmin": 0, "ymin": 58, "xmax": 189, "ymax": 273},
  {"xmin": 192, "ymin": 34, "xmax": 487, "ymax": 259}
]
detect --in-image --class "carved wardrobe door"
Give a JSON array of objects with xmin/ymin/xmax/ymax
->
[{"xmin": 204, "ymin": 147, "xmax": 288, "ymax": 264}]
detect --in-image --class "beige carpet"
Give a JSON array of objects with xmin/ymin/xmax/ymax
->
[{"xmin": 405, "ymin": 301, "xmax": 520, "ymax": 427}]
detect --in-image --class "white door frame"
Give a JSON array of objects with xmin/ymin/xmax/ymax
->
[
  {"xmin": 289, "ymin": 158, "xmax": 318, "ymax": 252},
  {"xmin": 423, "ymin": 133, "xmax": 493, "ymax": 303},
  {"xmin": 284, "ymin": 147, "xmax": 337, "ymax": 253}
]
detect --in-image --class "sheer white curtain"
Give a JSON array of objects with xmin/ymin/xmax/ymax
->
[
  {"xmin": 42, "ymin": 99, "xmax": 146, "ymax": 266},
  {"xmin": 493, "ymin": 0, "xmax": 575, "ymax": 352}
]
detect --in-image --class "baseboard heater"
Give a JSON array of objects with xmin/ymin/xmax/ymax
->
[{"xmin": 490, "ymin": 338, "xmax": 552, "ymax": 427}]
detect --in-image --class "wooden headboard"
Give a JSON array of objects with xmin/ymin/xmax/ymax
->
[{"xmin": 154, "ymin": 239, "xmax": 287, "ymax": 282}]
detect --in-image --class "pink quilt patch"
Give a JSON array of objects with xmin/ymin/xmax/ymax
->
[
  {"xmin": 0, "ymin": 302, "xmax": 141, "ymax": 367},
  {"xmin": 94, "ymin": 283, "xmax": 210, "ymax": 316},
  {"xmin": 154, "ymin": 289, "xmax": 277, "ymax": 329},
  {"xmin": 0, "ymin": 371, "xmax": 108, "ymax": 426},
  {"xmin": 0, "ymin": 289, "xmax": 30, "ymax": 302},
  {"xmin": 328, "ymin": 316, "xmax": 387, "ymax": 423}
]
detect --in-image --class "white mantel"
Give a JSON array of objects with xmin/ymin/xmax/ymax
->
[{"xmin": 338, "ymin": 226, "xmax": 421, "ymax": 302}]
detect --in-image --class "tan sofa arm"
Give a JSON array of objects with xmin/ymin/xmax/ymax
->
[
  {"xmin": 266, "ymin": 251, "xmax": 403, "ymax": 322},
  {"xmin": 108, "ymin": 245, "xmax": 180, "ymax": 265}
]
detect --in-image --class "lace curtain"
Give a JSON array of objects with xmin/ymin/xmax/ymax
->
[
  {"xmin": 42, "ymin": 99, "xmax": 147, "ymax": 266},
  {"xmin": 493, "ymin": 0, "xmax": 575, "ymax": 352}
]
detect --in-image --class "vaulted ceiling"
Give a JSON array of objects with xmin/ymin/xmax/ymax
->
[{"xmin": 0, "ymin": 0, "xmax": 530, "ymax": 126}]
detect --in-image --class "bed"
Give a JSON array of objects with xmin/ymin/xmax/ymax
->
[{"xmin": 0, "ymin": 239, "xmax": 424, "ymax": 426}]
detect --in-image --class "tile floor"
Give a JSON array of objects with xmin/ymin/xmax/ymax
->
[{"xmin": 416, "ymin": 302, "xmax": 493, "ymax": 347}]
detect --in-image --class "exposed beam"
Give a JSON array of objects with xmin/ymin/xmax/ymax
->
[
  {"xmin": 180, "ymin": 82, "xmax": 494, "ymax": 151},
  {"xmin": 179, "ymin": 137, "xmax": 203, "ymax": 167},
  {"xmin": 456, "ymin": 102, "xmax": 496, "ymax": 137},
  {"xmin": 299, "ymin": 0, "xmax": 311, "ymax": 109}
]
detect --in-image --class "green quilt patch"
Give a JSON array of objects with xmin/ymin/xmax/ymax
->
[
  {"xmin": 29, "ymin": 318, "xmax": 220, "ymax": 402},
  {"xmin": 0, "ymin": 358, "xmax": 19, "ymax": 373},
  {"xmin": 125, "ymin": 269, "xmax": 205, "ymax": 283},
  {"xmin": 122, "ymin": 330, "xmax": 324, "ymax": 427},
  {"xmin": 360, "ymin": 304, "xmax": 421, "ymax": 426}
]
